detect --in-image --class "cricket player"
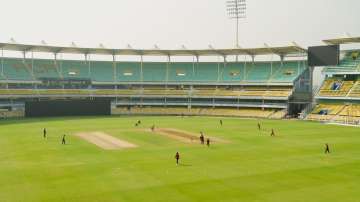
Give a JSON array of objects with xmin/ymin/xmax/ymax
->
[
  {"xmin": 43, "ymin": 128, "xmax": 47, "ymax": 139},
  {"xmin": 271, "ymin": 129, "xmax": 275, "ymax": 136},
  {"xmin": 175, "ymin": 152, "xmax": 180, "ymax": 165},
  {"xmin": 325, "ymin": 143, "xmax": 330, "ymax": 154}
]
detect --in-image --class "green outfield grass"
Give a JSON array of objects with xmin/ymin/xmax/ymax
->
[{"xmin": 0, "ymin": 116, "xmax": 359, "ymax": 202}]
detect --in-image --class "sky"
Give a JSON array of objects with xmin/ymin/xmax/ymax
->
[{"xmin": 0, "ymin": 0, "xmax": 359, "ymax": 50}]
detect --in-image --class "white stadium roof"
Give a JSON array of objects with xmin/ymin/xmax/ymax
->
[
  {"xmin": 0, "ymin": 42, "xmax": 306, "ymax": 57},
  {"xmin": 323, "ymin": 36, "xmax": 360, "ymax": 45}
]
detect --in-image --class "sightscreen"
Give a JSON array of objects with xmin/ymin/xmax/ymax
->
[
  {"xmin": 25, "ymin": 99, "xmax": 111, "ymax": 117},
  {"xmin": 308, "ymin": 45, "xmax": 339, "ymax": 66}
]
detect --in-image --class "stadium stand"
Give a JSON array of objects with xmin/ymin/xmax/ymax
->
[
  {"xmin": 0, "ymin": 58, "xmax": 306, "ymax": 119},
  {"xmin": 307, "ymin": 103, "xmax": 360, "ymax": 123},
  {"xmin": 318, "ymin": 79, "xmax": 354, "ymax": 97},
  {"xmin": 0, "ymin": 42, "xmax": 310, "ymax": 118},
  {"xmin": 31, "ymin": 59, "xmax": 61, "ymax": 79},
  {"xmin": 116, "ymin": 62, "xmax": 141, "ymax": 82},
  {"xmin": 323, "ymin": 50, "xmax": 360, "ymax": 74},
  {"xmin": 0, "ymin": 58, "xmax": 305, "ymax": 83},
  {"xmin": 0, "ymin": 108, "xmax": 24, "ymax": 118},
  {"xmin": 60, "ymin": 60, "xmax": 89, "ymax": 79},
  {"xmin": 308, "ymin": 49, "xmax": 360, "ymax": 123},
  {"xmin": 2, "ymin": 58, "xmax": 34, "ymax": 81},
  {"xmin": 90, "ymin": 61, "xmax": 114, "ymax": 82}
]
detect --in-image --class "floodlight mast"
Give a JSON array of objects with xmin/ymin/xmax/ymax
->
[{"xmin": 227, "ymin": 0, "xmax": 246, "ymax": 49}]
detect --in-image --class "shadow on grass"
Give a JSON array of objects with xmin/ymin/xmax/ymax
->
[{"xmin": 179, "ymin": 163, "xmax": 192, "ymax": 167}]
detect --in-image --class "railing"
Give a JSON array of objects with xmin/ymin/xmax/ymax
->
[{"xmin": 0, "ymin": 88, "xmax": 293, "ymax": 98}]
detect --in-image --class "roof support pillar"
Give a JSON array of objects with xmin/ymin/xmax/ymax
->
[
  {"xmin": 85, "ymin": 54, "xmax": 91, "ymax": 78},
  {"xmin": 280, "ymin": 54, "xmax": 284, "ymax": 67},
  {"xmin": 53, "ymin": 53, "xmax": 62, "ymax": 80},
  {"xmin": 243, "ymin": 55, "xmax": 247, "ymax": 81},
  {"xmin": 166, "ymin": 55, "xmax": 170, "ymax": 87},
  {"xmin": 112, "ymin": 54, "xmax": 116, "ymax": 84},
  {"xmin": 1, "ymin": 48, "xmax": 4, "ymax": 76},
  {"xmin": 59, "ymin": 53, "xmax": 63, "ymax": 79},
  {"xmin": 31, "ymin": 51, "xmax": 34, "ymax": 75},
  {"xmin": 195, "ymin": 55, "xmax": 199, "ymax": 80},
  {"xmin": 270, "ymin": 54, "xmax": 273, "ymax": 77},
  {"xmin": 221, "ymin": 55, "xmax": 227, "ymax": 83},
  {"xmin": 140, "ymin": 55, "xmax": 144, "ymax": 84},
  {"xmin": 192, "ymin": 56, "xmax": 195, "ymax": 77}
]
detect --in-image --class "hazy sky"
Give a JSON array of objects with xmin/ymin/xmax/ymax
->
[{"xmin": 0, "ymin": 0, "xmax": 359, "ymax": 50}]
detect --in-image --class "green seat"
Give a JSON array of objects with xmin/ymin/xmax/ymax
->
[
  {"xmin": 221, "ymin": 62, "xmax": 245, "ymax": 82},
  {"xmin": 31, "ymin": 59, "xmax": 59, "ymax": 79},
  {"xmin": 194, "ymin": 63, "xmax": 218, "ymax": 82},
  {"xmin": 90, "ymin": 61, "xmax": 114, "ymax": 82},
  {"xmin": 116, "ymin": 62, "xmax": 141, "ymax": 82},
  {"xmin": 59, "ymin": 60, "xmax": 89, "ymax": 79},
  {"xmin": 142, "ymin": 62, "xmax": 167, "ymax": 82},
  {"xmin": 246, "ymin": 63, "xmax": 271, "ymax": 81},
  {"xmin": 168, "ymin": 62, "xmax": 195, "ymax": 82},
  {"xmin": 3, "ymin": 58, "xmax": 33, "ymax": 80}
]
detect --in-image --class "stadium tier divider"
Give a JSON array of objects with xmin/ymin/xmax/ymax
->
[{"xmin": 112, "ymin": 106, "xmax": 287, "ymax": 119}]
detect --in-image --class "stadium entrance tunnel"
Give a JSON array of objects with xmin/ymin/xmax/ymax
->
[{"xmin": 25, "ymin": 99, "xmax": 111, "ymax": 117}]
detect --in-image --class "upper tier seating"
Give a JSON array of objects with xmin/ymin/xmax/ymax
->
[
  {"xmin": 59, "ymin": 60, "xmax": 89, "ymax": 79},
  {"xmin": 0, "ymin": 58, "xmax": 306, "ymax": 83},
  {"xmin": 168, "ymin": 62, "xmax": 196, "ymax": 82},
  {"xmin": 246, "ymin": 62, "xmax": 272, "ymax": 81},
  {"xmin": 116, "ymin": 62, "xmax": 141, "ymax": 82},
  {"xmin": 270, "ymin": 61, "xmax": 305, "ymax": 82},
  {"xmin": 90, "ymin": 61, "xmax": 114, "ymax": 82},
  {"xmin": 142, "ymin": 62, "xmax": 167, "ymax": 82},
  {"xmin": 219, "ymin": 62, "xmax": 244, "ymax": 82},
  {"xmin": 30, "ymin": 59, "xmax": 60, "ymax": 79},
  {"xmin": 194, "ymin": 63, "xmax": 218, "ymax": 82},
  {"xmin": 2, "ymin": 58, "xmax": 34, "ymax": 80},
  {"xmin": 324, "ymin": 50, "xmax": 360, "ymax": 73}
]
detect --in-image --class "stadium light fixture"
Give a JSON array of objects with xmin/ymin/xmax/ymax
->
[
  {"xmin": 344, "ymin": 32, "xmax": 352, "ymax": 38},
  {"xmin": 9, "ymin": 38, "xmax": 17, "ymax": 44},
  {"xmin": 227, "ymin": 0, "xmax": 246, "ymax": 48},
  {"xmin": 98, "ymin": 43, "xmax": 106, "ymax": 49},
  {"xmin": 126, "ymin": 44, "xmax": 133, "ymax": 49},
  {"xmin": 153, "ymin": 45, "xmax": 160, "ymax": 50}
]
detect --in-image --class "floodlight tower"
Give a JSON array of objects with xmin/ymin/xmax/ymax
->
[{"xmin": 227, "ymin": 0, "xmax": 246, "ymax": 49}]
